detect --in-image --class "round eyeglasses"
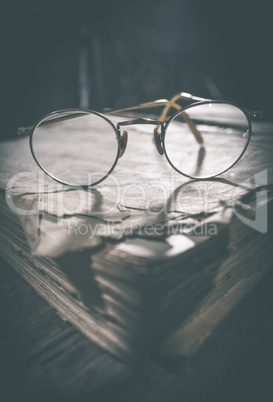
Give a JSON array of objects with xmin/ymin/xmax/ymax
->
[{"xmin": 17, "ymin": 92, "xmax": 262, "ymax": 187}]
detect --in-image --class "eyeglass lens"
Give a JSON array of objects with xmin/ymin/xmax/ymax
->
[
  {"xmin": 31, "ymin": 111, "xmax": 119, "ymax": 186},
  {"xmin": 164, "ymin": 102, "xmax": 250, "ymax": 178}
]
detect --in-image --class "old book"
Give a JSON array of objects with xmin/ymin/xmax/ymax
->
[{"xmin": 0, "ymin": 117, "xmax": 272, "ymax": 361}]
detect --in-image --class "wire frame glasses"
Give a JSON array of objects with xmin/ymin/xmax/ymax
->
[{"xmin": 18, "ymin": 92, "xmax": 262, "ymax": 187}]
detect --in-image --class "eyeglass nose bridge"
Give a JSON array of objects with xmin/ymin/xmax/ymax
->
[{"xmin": 117, "ymin": 118, "xmax": 165, "ymax": 158}]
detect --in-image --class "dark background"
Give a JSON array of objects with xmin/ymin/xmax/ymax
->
[
  {"xmin": 1, "ymin": 3, "xmax": 273, "ymax": 400},
  {"xmin": 1, "ymin": 0, "xmax": 273, "ymax": 139}
]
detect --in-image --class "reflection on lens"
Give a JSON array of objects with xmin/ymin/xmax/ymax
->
[
  {"xmin": 31, "ymin": 111, "xmax": 119, "ymax": 186},
  {"xmin": 164, "ymin": 102, "xmax": 250, "ymax": 178}
]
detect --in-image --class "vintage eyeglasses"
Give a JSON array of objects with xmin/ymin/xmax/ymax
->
[{"xmin": 18, "ymin": 92, "xmax": 262, "ymax": 187}]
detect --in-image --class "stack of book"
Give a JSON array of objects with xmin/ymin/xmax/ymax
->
[{"xmin": 0, "ymin": 122, "xmax": 272, "ymax": 362}]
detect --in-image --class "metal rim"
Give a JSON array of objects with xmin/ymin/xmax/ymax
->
[
  {"xmin": 30, "ymin": 108, "xmax": 121, "ymax": 187},
  {"xmin": 162, "ymin": 100, "xmax": 252, "ymax": 180}
]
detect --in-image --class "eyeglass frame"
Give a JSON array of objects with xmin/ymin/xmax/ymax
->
[{"xmin": 17, "ymin": 92, "xmax": 263, "ymax": 187}]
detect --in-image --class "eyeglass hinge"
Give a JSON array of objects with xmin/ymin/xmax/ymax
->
[
  {"xmin": 244, "ymin": 109, "xmax": 263, "ymax": 120},
  {"xmin": 17, "ymin": 126, "xmax": 33, "ymax": 136}
]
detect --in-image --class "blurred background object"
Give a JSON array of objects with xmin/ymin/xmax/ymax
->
[{"xmin": 1, "ymin": 0, "xmax": 272, "ymax": 139}]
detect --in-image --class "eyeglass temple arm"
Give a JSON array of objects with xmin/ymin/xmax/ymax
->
[
  {"xmin": 110, "ymin": 90, "xmax": 262, "ymax": 122},
  {"xmin": 172, "ymin": 93, "xmax": 263, "ymax": 120},
  {"xmin": 109, "ymin": 92, "xmax": 209, "ymax": 113},
  {"xmin": 17, "ymin": 111, "xmax": 89, "ymax": 136},
  {"xmin": 175, "ymin": 92, "xmax": 263, "ymax": 120}
]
